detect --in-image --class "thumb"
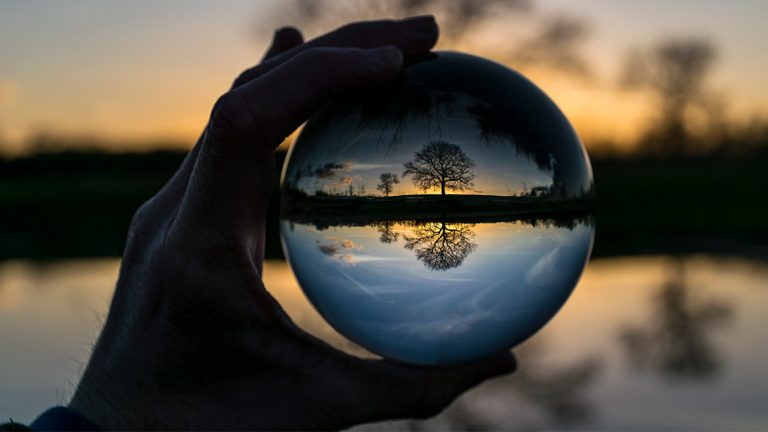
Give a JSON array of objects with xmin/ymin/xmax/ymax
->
[
  {"xmin": 413, "ymin": 351, "xmax": 517, "ymax": 418},
  {"xmin": 360, "ymin": 351, "xmax": 517, "ymax": 421},
  {"xmin": 431, "ymin": 351, "xmax": 518, "ymax": 396}
]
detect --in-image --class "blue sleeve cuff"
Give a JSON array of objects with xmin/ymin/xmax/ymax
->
[{"xmin": 30, "ymin": 407, "xmax": 98, "ymax": 431}]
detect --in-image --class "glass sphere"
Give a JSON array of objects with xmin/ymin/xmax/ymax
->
[{"xmin": 281, "ymin": 51, "xmax": 594, "ymax": 365}]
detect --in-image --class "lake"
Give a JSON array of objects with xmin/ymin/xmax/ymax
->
[{"xmin": 0, "ymin": 255, "xmax": 766, "ymax": 429}]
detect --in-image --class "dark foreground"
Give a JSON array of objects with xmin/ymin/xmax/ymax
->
[{"xmin": 2, "ymin": 150, "xmax": 767, "ymax": 260}]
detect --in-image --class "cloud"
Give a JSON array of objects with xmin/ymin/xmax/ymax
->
[
  {"xmin": 317, "ymin": 243, "xmax": 338, "ymax": 256},
  {"xmin": 329, "ymin": 175, "xmax": 362, "ymax": 190},
  {"xmin": 326, "ymin": 237, "xmax": 361, "ymax": 250},
  {"xmin": 316, "ymin": 237, "xmax": 363, "ymax": 264},
  {"xmin": 389, "ymin": 309, "xmax": 495, "ymax": 337},
  {"xmin": 315, "ymin": 237, "xmax": 406, "ymax": 267},
  {"xmin": 349, "ymin": 162, "xmax": 401, "ymax": 171},
  {"xmin": 311, "ymin": 161, "xmax": 352, "ymax": 179}
]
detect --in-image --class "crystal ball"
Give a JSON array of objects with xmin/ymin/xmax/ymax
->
[{"xmin": 280, "ymin": 51, "xmax": 594, "ymax": 365}]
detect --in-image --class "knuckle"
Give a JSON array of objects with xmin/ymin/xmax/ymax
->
[
  {"xmin": 129, "ymin": 199, "xmax": 156, "ymax": 231},
  {"xmin": 210, "ymin": 92, "xmax": 246, "ymax": 136},
  {"xmin": 207, "ymin": 91, "xmax": 270, "ymax": 149},
  {"xmin": 123, "ymin": 198, "xmax": 163, "ymax": 256},
  {"xmin": 208, "ymin": 93, "xmax": 237, "ymax": 140}
]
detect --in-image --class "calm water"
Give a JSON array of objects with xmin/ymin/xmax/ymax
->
[{"xmin": 1, "ymin": 256, "xmax": 767, "ymax": 429}]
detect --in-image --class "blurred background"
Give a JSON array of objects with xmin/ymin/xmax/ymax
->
[{"xmin": 1, "ymin": 0, "xmax": 767, "ymax": 429}]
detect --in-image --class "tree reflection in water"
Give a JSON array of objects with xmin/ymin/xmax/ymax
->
[
  {"xmin": 620, "ymin": 260, "xmax": 733, "ymax": 379},
  {"xmin": 401, "ymin": 221, "xmax": 477, "ymax": 271},
  {"xmin": 375, "ymin": 221, "xmax": 400, "ymax": 244},
  {"xmin": 398, "ymin": 339, "xmax": 601, "ymax": 431}
]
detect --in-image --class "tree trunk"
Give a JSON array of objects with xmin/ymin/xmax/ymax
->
[{"xmin": 441, "ymin": 182, "xmax": 445, "ymax": 196}]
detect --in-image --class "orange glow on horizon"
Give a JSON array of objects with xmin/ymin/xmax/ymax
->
[{"xmin": 2, "ymin": 1, "xmax": 767, "ymax": 156}]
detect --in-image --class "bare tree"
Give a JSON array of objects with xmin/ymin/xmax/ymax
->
[
  {"xmin": 619, "ymin": 260, "xmax": 732, "ymax": 379},
  {"xmin": 510, "ymin": 14, "xmax": 591, "ymax": 78},
  {"xmin": 402, "ymin": 221, "xmax": 476, "ymax": 270},
  {"xmin": 375, "ymin": 221, "xmax": 400, "ymax": 244},
  {"xmin": 403, "ymin": 140, "xmax": 475, "ymax": 196},
  {"xmin": 376, "ymin": 172, "xmax": 399, "ymax": 197},
  {"xmin": 622, "ymin": 37, "xmax": 717, "ymax": 154}
]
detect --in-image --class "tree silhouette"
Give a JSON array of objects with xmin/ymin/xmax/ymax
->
[
  {"xmin": 433, "ymin": 339, "xmax": 601, "ymax": 429},
  {"xmin": 619, "ymin": 260, "xmax": 732, "ymax": 379},
  {"xmin": 376, "ymin": 172, "xmax": 399, "ymax": 197},
  {"xmin": 403, "ymin": 140, "xmax": 476, "ymax": 196},
  {"xmin": 375, "ymin": 221, "xmax": 399, "ymax": 244},
  {"xmin": 622, "ymin": 37, "xmax": 718, "ymax": 155},
  {"xmin": 402, "ymin": 221, "xmax": 477, "ymax": 270}
]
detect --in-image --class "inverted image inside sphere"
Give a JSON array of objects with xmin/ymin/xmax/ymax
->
[{"xmin": 280, "ymin": 51, "xmax": 595, "ymax": 365}]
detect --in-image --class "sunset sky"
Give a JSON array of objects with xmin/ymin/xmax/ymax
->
[
  {"xmin": 287, "ymin": 123, "xmax": 555, "ymax": 197},
  {"xmin": 1, "ymin": 0, "xmax": 766, "ymax": 155}
]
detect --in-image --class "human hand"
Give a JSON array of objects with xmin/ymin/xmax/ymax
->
[{"xmin": 69, "ymin": 16, "xmax": 516, "ymax": 430}]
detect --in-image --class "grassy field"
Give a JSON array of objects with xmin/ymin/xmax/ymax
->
[{"xmin": 2, "ymin": 150, "xmax": 767, "ymax": 260}]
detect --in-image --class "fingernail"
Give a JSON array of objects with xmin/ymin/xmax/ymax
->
[
  {"xmin": 367, "ymin": 45, "xmax": 404, "ymax": 68},
  {"xmin": 400, "ymin": 15, "xmax": 439, "ymax": 48},
  {"xmin": 274, "ymin": 26, "xmax": 303, "ymax": 44},
  {"xmin": 401, "ymin": 15, "xmax": 436, "ymax": 26},
  {"xmin": 275, "ymin": 26, "xmax": 295, "ymax": 37}
]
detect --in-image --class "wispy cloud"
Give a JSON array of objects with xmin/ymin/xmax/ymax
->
[
  {"xmin": 349, "ymin": 162, "xmax": 402, "ymax": 171},
  {"xmin": 525, "ymin": 245, "xmax": 568, "ymax": 287}
]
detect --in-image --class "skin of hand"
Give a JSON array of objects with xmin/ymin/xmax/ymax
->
[{"xmin": 68, "ymin": 16, "xmax": 517, "ymax": 431}]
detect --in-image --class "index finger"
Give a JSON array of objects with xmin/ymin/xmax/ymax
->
[{"xmin": 232, "ymin": 15, "xmax": 438, "ymax": 88}]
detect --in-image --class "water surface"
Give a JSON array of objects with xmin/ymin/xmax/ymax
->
[{"xmin": 1, "ymin": 256, "xmax": 766, "ymax": 429}]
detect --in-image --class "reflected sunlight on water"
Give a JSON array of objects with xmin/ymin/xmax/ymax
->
[{"xmin": 1, "ymin": 257, "xmax": 766, "ymax": 429}]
